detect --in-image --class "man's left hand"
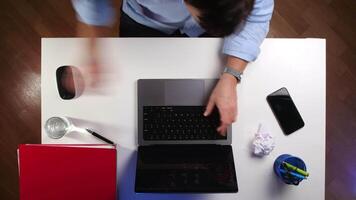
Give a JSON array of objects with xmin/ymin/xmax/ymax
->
[{"xmin": 204, "ymin": 73, "xmax": 238, "ymax": 136}]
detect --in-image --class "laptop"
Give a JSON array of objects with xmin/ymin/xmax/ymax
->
[{"xmin": 135, "ymin": 79, "xmax": 238, "ymax": 193}]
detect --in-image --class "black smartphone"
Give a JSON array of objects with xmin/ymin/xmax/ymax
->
[{"xmin": 266, "ymin": 87, "xmax": 305, "ymax": 135}]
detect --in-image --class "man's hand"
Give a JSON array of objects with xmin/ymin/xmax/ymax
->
[
  {"xmin": 204, "ymin": 74, "xmax": 238, "ymax": 135},
  {"xmin": 76, "ymin": 22, "xmax": 113, "ymax": 89},
  {"xmin": 204, "ymin": 55, "xmax": 248, "ymax": 135}
]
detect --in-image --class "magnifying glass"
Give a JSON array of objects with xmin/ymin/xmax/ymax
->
[{"xmin": 44, "ymin": 117, "xmax": 114, "ymax": 144}]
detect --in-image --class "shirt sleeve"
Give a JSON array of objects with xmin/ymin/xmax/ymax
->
[
  {"xmin": 71, "ymin": 0, "xmax": 115, "ymax": 26},
  {"xmin": 223, "ymin": 0, "xmax": 274, "ymax": 62}
]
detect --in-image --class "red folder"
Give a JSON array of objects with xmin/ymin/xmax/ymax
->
[{"xmin": 18, "ymin": 144, "xmax": 117, "ymax": 200}]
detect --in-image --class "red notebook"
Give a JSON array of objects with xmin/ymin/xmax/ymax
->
[{"xmin": 18, "ymin": 144, "xmax": 117, "ymax": 200}]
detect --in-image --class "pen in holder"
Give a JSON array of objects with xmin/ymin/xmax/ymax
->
[{"xmin": 274, "ymin": 154, "xmax": 308, "ymax": 185}]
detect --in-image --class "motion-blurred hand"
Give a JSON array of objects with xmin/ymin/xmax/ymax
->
[
  {"xmin": 76, "ymin": 22, "xmax": 112, "ymax": 91},
  {"xmin": 86, "ymin": 55, "xmax": 101, "ymax": 88},
  {"xmin": 204, "ymin": 73, "xmax": 238, "ymax": 136}
]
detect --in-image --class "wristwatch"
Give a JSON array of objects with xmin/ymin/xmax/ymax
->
[{"xmin": 223, "ymin": 66, "xmax": 243, "ymax": 82}]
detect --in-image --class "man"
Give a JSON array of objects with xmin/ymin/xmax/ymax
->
[{"xmin": 72, "ymin": 0, "xmax": 274, "ymax": 135}]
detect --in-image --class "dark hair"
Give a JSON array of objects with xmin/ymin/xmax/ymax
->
[{"xmin": 185, "ymin": 0, "xmax": 255, "ymax": 37}]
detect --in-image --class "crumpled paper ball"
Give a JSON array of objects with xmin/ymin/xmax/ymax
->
[{"xmin": 252, "ymin": 124, "xmax": 275, "ymax": 156}]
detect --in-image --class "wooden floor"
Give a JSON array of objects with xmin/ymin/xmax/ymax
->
[{"xmin": 0, "ymin": 0, "xmax": 355, "ymax": 199}]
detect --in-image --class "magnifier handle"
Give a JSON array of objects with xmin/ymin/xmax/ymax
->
[{"xmin": 86, "ymin": 129, "xmax": 115, "ymax": 144}]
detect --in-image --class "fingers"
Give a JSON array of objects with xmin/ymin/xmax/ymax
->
[
  {"xmin": 217, "ymin": 115, "xmax": 233, "ymax": 136},
  {"xmin": 88, "ymin": 60, "xmax": 100, "ymax": 87},
  {"xmin": 217, "ymin": 123, "xmax": 229, "ymax": 136},
  {"xmin": 217, "ymin": 105, "xmax": 237, "ymax": 136},
  {"xmin": 204, "ymin": 98, "xmax": 232, "ymax": 136},
  {"xmin": 204, "ymin": 98, "xmax": 215, "ymax": 117}
]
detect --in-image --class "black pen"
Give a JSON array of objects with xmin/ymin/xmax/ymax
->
[{"xmin": 86, "ymin": 129, "xmax": 115, "ymax": 145}]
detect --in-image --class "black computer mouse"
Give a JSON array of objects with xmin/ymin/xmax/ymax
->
[{"xmin": 56, "ymin": 66, "xmax": 84, "ymax": 100}]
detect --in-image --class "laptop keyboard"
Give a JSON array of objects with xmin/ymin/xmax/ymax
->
[{"xmin": 143, "ymin": 106, "xmax": 226, "ymax": 140}]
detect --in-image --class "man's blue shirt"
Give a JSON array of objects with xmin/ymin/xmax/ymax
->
[{"xmin": 72, "ymin": 0, "xmax": 274, "ymax": 62}]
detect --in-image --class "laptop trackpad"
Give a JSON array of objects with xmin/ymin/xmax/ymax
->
[{"xmin": 165, "ymin": 80, "xmax": 205, "ymax": 105}]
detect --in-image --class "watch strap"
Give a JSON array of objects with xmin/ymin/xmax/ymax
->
[{"xmin": 223, "ymin": 66, "xmax": 243, "ymax": 82}]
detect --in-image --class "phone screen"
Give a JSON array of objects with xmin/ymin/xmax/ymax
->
[{"xmin": 267, "ymin": 87, "xmax": 304, "ymax": 135}]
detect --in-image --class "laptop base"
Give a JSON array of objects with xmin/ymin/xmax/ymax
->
[{"xmin": 135, "ymin": 145, "xmax": 238, "ymax": 193}]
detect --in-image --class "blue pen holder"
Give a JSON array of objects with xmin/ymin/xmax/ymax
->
[{"xmin": 274, "ymin": 154, "xmax": 307, "ymax": 185}]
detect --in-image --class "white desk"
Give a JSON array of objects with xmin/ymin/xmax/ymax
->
[{"xmin": 41, "ymin": 38, "xmax": 325, "ymax": 200}]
